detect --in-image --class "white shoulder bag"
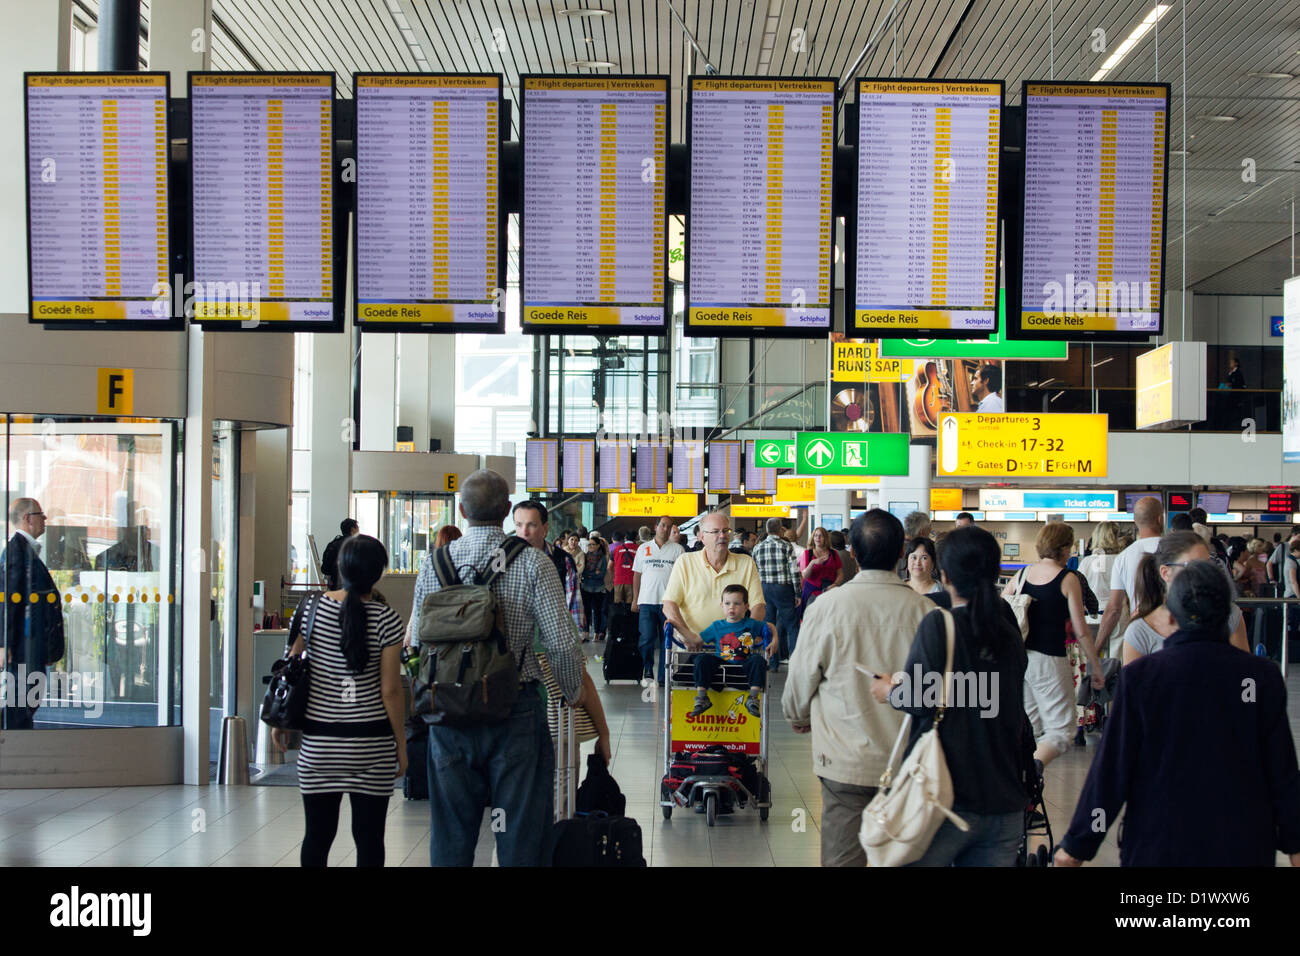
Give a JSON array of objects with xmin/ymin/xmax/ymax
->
[
  {"xmin": 1006, "ymin": 568, "xmax": 1033, "ymax": 641},
  {"xmin": 859, "ymin": 608, "xmax": 969, "ymax": 867}
]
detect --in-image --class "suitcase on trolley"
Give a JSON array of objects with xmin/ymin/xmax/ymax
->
[
  {"xmin": 550, "ymin": 698, "xmax": 645, "ymax": 867},
  {"xmin": 602, "ymin": 603, "xmax": 644, "ymax": 682}
]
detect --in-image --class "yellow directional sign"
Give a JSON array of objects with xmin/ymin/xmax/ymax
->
[
  {"xmin": 733, "ymin": 504, "xmax": 791, "ymax": 518},
  {"xmin": 607, "ymin": 492, "xmax": 699, "ymax": 517},
  {"xmin": 775, "ymin": 477, "xmax": 817, "ymax": 504},
  {"xmin": 936, "ymin": 413, "xmax": 1108, "ymax": 478},
  {"xmin": 832, "ymin": 342, "xmax": 909, "ymax": 383}
]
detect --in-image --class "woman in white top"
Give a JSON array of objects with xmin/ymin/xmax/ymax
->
[
  {"xmin": 1122, "ymin": 531, "xmax": 1250, "ymax": 664},
  {"xmin": 905, "ymin": 536, "xmax": 945, "ymax": 597},
  {"xmin": 1077, "ymin": 521, "xmax": 1123, "ymax": 617}
]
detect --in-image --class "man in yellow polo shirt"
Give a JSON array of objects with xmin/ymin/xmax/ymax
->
[{"xmin": 662, "ymin": 512, "xmax": 765, "ymax": 649}]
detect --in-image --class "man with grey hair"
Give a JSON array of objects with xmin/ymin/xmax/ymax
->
[
  {"xmin": 408, "ymin": 470, "xmax": 589, "ymax": 866},
  {"xmin": 2, "ymin": 498, "xmax": 64, "ymax": 729},
  {"xmin": 662, "ymin": 512, "xmax": 765, "ymax": 649},
  {"xmin": 637, "ymin": 525, "xmax": 653, "ymax": 543}
]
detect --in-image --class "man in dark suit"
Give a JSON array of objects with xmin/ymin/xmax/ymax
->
[{"xmin": 2, "ymin": 498, "xmax": 65, "ymax": 729}]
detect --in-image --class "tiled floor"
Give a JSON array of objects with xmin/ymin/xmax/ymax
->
[{"xmin": 2, "ymin": 653, "xmax": 1296, "ymax": 867}]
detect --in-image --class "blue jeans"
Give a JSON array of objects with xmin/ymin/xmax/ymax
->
[
  {"xmin": 694, "ymin": 653, "xmax": 767, "ymax": 690},
  {"xmin": 426, "ymin": 687, "xmax": 554, "ymax": 866},
  {"xmin": 638, "ymin": 603, "xmax": 667, "ymax": 681},
  {"xmin": 905, "ymin": 810, "xmax": 1023, "ymax": 867},
  {"xmin": 761, "ymin": 581, "xmax": 799, "ymax": 662}
]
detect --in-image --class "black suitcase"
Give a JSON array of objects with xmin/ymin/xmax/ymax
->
[
  {"xmin": 403, "ymin": 717, "xmax": 429, "ymax": 800},
  {"xmin": 603, "ymin": 604, "xmax": 644, "ymax": 682}
]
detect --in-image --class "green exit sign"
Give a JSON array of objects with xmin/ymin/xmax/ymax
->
[
  {"xmin": 753, "ymin": 439, "xmax": 795, "ymax": 468},
  {"xmin": 795, "ymin": 432, "xmax": 910, "ymax": 476}
]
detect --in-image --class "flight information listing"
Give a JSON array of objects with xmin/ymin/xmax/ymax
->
[
  {"xmin": 522, "ymin": 76, "xmax": 666, "ymax": 330},
  {"xmin": 191, "ymin": 74, "xmax": 334, "ymax": 325},
  {"xmin": 356, "ymin": 74, "xmax": 500, "ymax": 330},
  {"xmin": 1020, "ymin": 82, "xmax": 1167, "ymax": 335},
  {"xmin": 688, "ymin": 77, "xmax": 834, "ymax": 334},
  {"xmin": 26, "ymin": 74, "xmax": 170, "ymax": 323},
  {"xmin": 854, "ymin": 80, "xmax": 1001, "ymax": 336}
]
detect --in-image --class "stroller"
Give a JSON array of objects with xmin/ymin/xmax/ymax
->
[{"xmin": 1017, "ymin": 716, "xmax": 1055, "ymax": 867}]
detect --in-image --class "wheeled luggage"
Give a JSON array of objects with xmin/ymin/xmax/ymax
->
[{"xmin": 602, "ymin": 603, "xmax": 644, "ymax": 682}]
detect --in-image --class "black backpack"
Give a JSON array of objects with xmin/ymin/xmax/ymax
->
[
  {"xmin": 551, "ymin": 813, "xmax": 645, "ymax": 867},
  {"xmin": 576, "ymin": 754, "xmax": 626, "ymax": 817}
]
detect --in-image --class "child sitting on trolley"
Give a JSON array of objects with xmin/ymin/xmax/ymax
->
[{"xmin": 688, "ymin": 584, "xmax": 776, "ymax": 719}]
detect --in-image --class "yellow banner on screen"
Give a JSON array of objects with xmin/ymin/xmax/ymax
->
[
  {"xmin": 359, "ymin": 303, "xmax": 461, "ymax": 323},
  {"xmin": 194, "ymin": 301, "xmax": 291, "ymax": 321},
  {"xmin": 1020, "ymin": 311, "xmax": 1146, "ymax": 331},
  {"xmin": 525, "ymin": 306, "xmax": 626, "ymax": 325},
  {"xmin": 854, "ymin": 309, "xmax": 993, "ymax": 330},
  {"xmin": 689, "ymin": 307, "xmax": 802, "ymax": 327},
  {"xmin": 32, "ymin": 301, "xmax": 129, "ymax": 320}
]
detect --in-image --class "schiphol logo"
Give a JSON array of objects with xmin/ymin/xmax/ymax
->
[{"xmin": 49, "ymin": 886, "xmax": 151, "ymax": 936}]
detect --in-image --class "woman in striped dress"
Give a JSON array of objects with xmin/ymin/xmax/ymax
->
[{"xmin": 274, "ymin": 534, "xmax": 406, "ymax": 866}]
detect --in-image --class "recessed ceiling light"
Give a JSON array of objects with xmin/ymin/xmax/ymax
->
[
  {"xmin": 1171, "ymin": 148, "xmax": 1192, "ymax": 156},
  {"xmin": 582, "ymin": 37, "xmax": 596, "ymax": 44},
  {"xmin": 559, "ymin": 7, "xmax": 611, "ymax": 16},
  {"xmin": 1247, "ymin": 72, "xmax": 1293, "ymax": 79},
  {"xmin": 1196, "ymin": 114, "xmax": 1237, "ymax": 122},
  {"xmin": 568, "ymin": 59, "xmax": 618, "ymax": 68}
]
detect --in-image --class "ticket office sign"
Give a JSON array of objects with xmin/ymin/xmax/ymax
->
[
  {"xmin": 936, "ymin": 413, "xmax": 1107, "ymax": 477},
  {"xmin": 670, "ymin": 689, "xmax": 762, "ymax": 754}
]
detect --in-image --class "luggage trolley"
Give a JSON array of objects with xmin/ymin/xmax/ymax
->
[{"xmin": 658, "ymin": 622, "xmax": 772, "ymax": 826}]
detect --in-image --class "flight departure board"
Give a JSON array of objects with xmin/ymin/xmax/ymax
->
[
  {"xmin": 562, "ymin": 439, "xmax": 596, "ymax": 493},
  {"xmin": 687, "ymin": 77, "xmax": 835, "ymax": 338},
  {"xmin": 707, "ymin": 440, "xmax": 744, "ymax": 495},
  {"xmin": 636, "ymin": 441, "xmax": 670, "ymax": 493},
  {"xmin": 672, "ymin": 440, "xmax": 706, "ymax": 494},
  {"xmin": 25, "ymin": 73, "xmax": 174, "ymax": 327},
  {"xmin": 525, "ymin": 438, "xmax": 559, "ymax": 493},
  {"xmin": 190, "ymin": 73, "xmax": 336, "ymax": 329},
  {"xmin": 520, "ymin": 76, "xmax": 668, "ymax": 333},
  {"xmin": 599, "ymin": 440, "xmax": 633, "ymax": 493},
  {"xmin": 354, "ymin": 74, "xmax": 503, "ymax": 333},
  {"xmin": 745, "ymin": 440, "xmax": 777, "ymax": 494},
  {"xmin": 1018, "ymin": 82, "xmax": 1169, "ymax": 340},
  {"xmin": 852, "ymin": 79, "xmax": 1002, "ymax": 339}
]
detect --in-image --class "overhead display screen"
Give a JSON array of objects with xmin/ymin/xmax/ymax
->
[
  {"xmin": 852, "ymin": 79, "xmax": 1002, "ymax": 340},
  {"xmin": 525, "ymin": 438, "xmax": 558, "ymax": 493},
  {"xmin": 598, "ymin": 439, "xmax": 633, "ymax": 493},
  {"xmin": 672, "ymin": 439, "xmax": 706, "ymax": 494},
  {"xmin": 1018, "ymin": 82, "xmax": 1168, "ymax": 339},
  {"xmin": 190, "ymin": 73, "xmax": 335, "ymax": 329},
  {"xmin": 686, "ymin": 77, "xmax": 835, "ymax": 337},
  {"xmin": 561, "ymin": 439, "xmax": 595, "ymax": 494},
  {"xmin": 354, "ymin": 74, "xmax": 503, "ymax": 333},
  {"xmin": 521, "ymin": 76, "xmax": 667, "ymax": 333},
  {"xmin": 635, "ymin": 441, "xmax": 670, "ymax": 493},
  {"xmin": 744, "ymin": 440, "xmax": 777, "ymax": 494},
  {"xmin": 25, "ymin": 73, "xmax": 173, "ymax": 326},
  {"xmin": 707, "ymin": 440, "xmax": 744, "ymax": 495}
]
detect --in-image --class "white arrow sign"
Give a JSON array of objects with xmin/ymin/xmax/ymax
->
[
  {"xmin": 805, "ymin": 439, "xmax": 834, "ymax": 468},
  {"xmin": 758, "ymin": 444, "xmax": 781, "ymax": 465}
]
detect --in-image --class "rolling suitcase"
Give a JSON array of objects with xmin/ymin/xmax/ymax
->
[
  {"xmin": 403, "ymin": 716, "xmax": 429, "ymax": 800},
  {"xmin": 550, "ymin": 699, "xmax": 645, "ymax": 867},
  {"xmin": 602, "ymin": 603, "xmax": 644, "ymax": 683}
]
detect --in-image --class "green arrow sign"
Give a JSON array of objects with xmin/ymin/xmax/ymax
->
[
  {"xmin": 795, "ymin": 432, "xmax": 911, "ymax": 476},
  {"xmin": 753, "ymin": 439, "xmax": 795, "ymax": 468}
]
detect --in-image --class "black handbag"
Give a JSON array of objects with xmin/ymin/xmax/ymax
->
[{"xmin": 260, "ymin": 592, "xmax": 321, "ymax": 729}]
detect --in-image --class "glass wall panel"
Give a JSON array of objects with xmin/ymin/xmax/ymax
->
[{"xmin": 2, "ymin": 416, "xmax": 180, "ymax": 728}]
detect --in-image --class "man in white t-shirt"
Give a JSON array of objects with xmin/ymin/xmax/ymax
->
[
  {"xmin": 1095, "ymin": 496, "xmax": 1164, "ymax": 657},
  {"xmin": 974, "ymin": 364, "xmax": 1004, "ymax": 413},
  {"xmin": 632, "ymin": 516, "xmax": 684, "ymax": 686}
]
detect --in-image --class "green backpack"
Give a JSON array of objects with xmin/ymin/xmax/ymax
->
[{"xmin": 411, "ymin": 537, "xmax": 530, "ymax": 726}]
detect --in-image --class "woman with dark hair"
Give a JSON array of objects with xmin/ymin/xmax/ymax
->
[
  {"xmin": 580, "ymin": 536, "xmax": 612, "ymax": 642},
  {"xmin": 1122, "ymin": 531, "xmax": 1249, "ymax": 665},
  {"xmin": 274, "ymin": 534, "xmax": 406, "ymax": 867},
  {"xmin": 1057, "ymin": 561, "xmax": 1300, "ymax": 867},
  {"xmin": 871, "ymin": 526, "xmax": 1029, "ymax": 866},
  {"xmin": 904, "ymin": 536, "xmax": 944, "ymax": 597}
]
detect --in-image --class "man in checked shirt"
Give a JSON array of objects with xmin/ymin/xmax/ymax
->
[
  {"xmin": 407, "ymin": 470, "xmax": 590, "ymax": 867},
  {"xmin": 751, "ymin": 516, "xmax": 803, "ymax": 672}
]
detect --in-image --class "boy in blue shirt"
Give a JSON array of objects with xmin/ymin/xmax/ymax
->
[{"xmin": 690, "ymin": 584, "xmax": 776, "ymax": 718}]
